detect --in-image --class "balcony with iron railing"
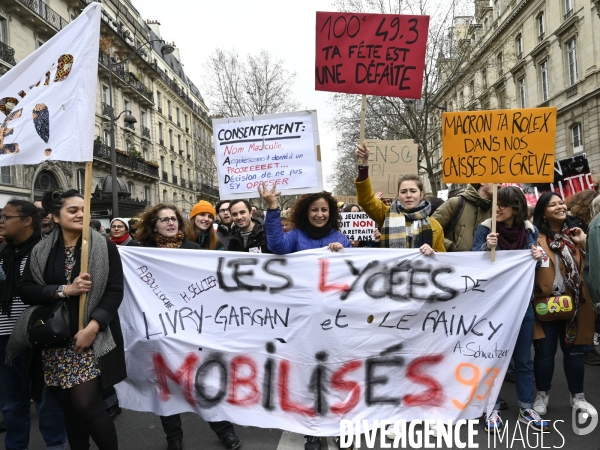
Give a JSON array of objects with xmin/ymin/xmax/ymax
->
[
  {"xmin": 0, "ymin": 41, "xmax": 16, "ymax": 66},
  {"xmin": 199, "ymin": 183, "xmax": 219, "ymax": 198},
  {"xmin": 141, "ymin": 125, "xmax": 151, "ymax": 139},
  {"xmin": 93, "ymin": 141, "xmax": 158, "ymax": 178},
  {"xmin": 15, "ymin": 0, "xmax": 69, "ymax": 33},
  {"xmin": 124, "ymin": 120, "xmax": 135, "ymax": 131},
  {"xmin": 101, "ymin": 102, "xmax": 114, "ymax": 118},
  {"xmin": 98, "ymin": 52, "xmax": 154, "ymax": 104},
  {"xmin": 181, "ymin": 178, "xmax": 186, "ymax": 188},
  {"xmin": 188, "ymin": 181, "xmax": 194, "ymax": 190},
  {"xmin": 173, "ymin": 175, "xmax": 178, "ymax": 185}
]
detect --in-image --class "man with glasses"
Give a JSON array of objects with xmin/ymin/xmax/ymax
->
[{"xmin": 215, "ymin": 200, "xmax": 233, "ymax": 248}]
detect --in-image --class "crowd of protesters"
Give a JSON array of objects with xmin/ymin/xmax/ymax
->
[{"xmin": 0, "ymin": 144, "xmax": 599, "ymax": 450}]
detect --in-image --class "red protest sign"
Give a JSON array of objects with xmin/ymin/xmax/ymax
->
[{"xmin": 315, "ymin": 12, "xmax": 429, "ymax": 99}]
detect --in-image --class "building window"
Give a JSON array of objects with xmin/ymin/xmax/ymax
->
[
  {"xmin": 167, "ymin": 100, "xmax": 172, "ymax": 118},
  {"xmin": 495, "ymin": 0, "xmax": 500, "ymax": 18},
  {"xmin": 0, "ymin": 166, "xmax": 12, "ymax": 185},
  {"xmin": 184, "ymin": 114, "xmax": 188, "ymax": 129},
  {"xmin": 497, "ymin": 53, "xmax": 503, "ymax": 76},
  {"xmin": 176, "ymin": 107, "xmax": 180, "ymax": 125},
  {"xmin": 515, "ymin": 34, "xmax": 523, "ymax": 60},
  {"xmin": 163, "ymin": 190, "xmax": 167, "ymax": 202},
  {"xmin": 179, "ymin": 164, "xmax": 183, "ymax": 179},
  {"xmin": 572, "ymin": 123, "xmax": 583, "ymax": 153},
  {"xmin": 459, "ymin": 92, "xmax": 464, "ymax": 108},
  {"xmin": 76, "ymin": 169, "xmax": 85, "ymax": 193},
  {"xmin": 143, "ymin": 147, "xmax": 148, "ymax": 160},
  {"xmin": 101, "ymin": 85, "xmax": 109, "ymax": 104},
  {"xmin": 518, "ymin": 77, "xmax": 526, "ymax": 108},
  {"xmin": 141, "ymin": 111, "xmax": 147, "ymax": 128},
  {"xmin": 169, "ymin": 129, "xmax": 173, "ymax": 148},
  {"xmin": 127, "ymin": 182, "xmax": 135, "ymax": 195},
  {"xmin": 186, "ymin": 140, "xmax": 189, "ymax": 156},
  {"xmin": 157, "ymin": 91, "xmax": 162, "ymax": 111},
  {"xmin": 170, "ymin": 161, "xmax": 175, "ymax": 180},
  {"xmin": 123, "ymin": 98, "xmax": 130, "ymax": 115},
  {"xmin": 482, "ymin": 68, "xmax": 488, "ymax": 89},
  {"xmin": 537, "ymin": 13, "xmax": 545, "ymax": 41},
  {"xmin": 0, "ymin": 17, "xmax": 8, "ymax": 44},
  {"xmin": 160, "ymin": 156, "xmax": 165, "ymax": 171},
  {"xmin": 540, "ymin": 59, "xmax": 550, "ymax": 101},
  {"xmin": 178, "ymin": 135, "xmax": 182, "ymax": 151},
  {"xmin": 102, "ymin": 129, "xmax": 111, "ymax": 146},
  {"xmin": 158, "ymin": 123, "xmax": 164, "ymax": 141},
  {"xmin": 469, "ymin": 80, "xmax": 475, "ymax": 99},
  {"xmin": 567, "ymin": 38, "xmax": 578, "ymax": 86},
  {"xmin": 564, "ymin": 0, "xmax": 573, "ymax": 18},
  {"xmin": 144, "ymin": 186, "xmax": 150, "ymax": 202},
  {"xmin": 497, "ymin": 90, "xmax": 506, "ymax": 109}
]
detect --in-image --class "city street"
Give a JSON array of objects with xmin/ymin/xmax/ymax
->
[{"xmin": 11, "ymin": 354, "xmax": 600, "ymax": 450}]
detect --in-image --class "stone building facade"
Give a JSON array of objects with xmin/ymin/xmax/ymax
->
[
  {"xmin": 432, "ymin": 0, "xmax": 600, "ymax": 189},
  {"xmin": 0, "ymin": 0, "xmax": 218, "ymax": 223}
]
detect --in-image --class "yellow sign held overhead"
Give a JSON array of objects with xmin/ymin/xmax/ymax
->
[{"xmin": 442, "ymin": 107, "xmax": 557, "ymax": 183}]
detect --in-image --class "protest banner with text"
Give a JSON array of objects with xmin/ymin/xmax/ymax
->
[
  {"xmin": 213, "ymin": 111, "xmax": 323, "ymax": 200},
  {"xmin": 504, "ymin": 154, "xmax": 594, "ymax": 206},
  {"xmin": 340, "ymin": 211, "xmax": 376, "ymax": 241},
  {"xmin": 442, "ymin": 107, "xmax": 557, "ymax": 183},
  {"xmin": 115, "ymin": 247, "xmax": 535, "ymax": 435},
  {"xmin": 315, "ymin": 12, "xmax": 429, "ymax": 99},
  {"xmin": 365, "ymin": 139, "xmax": 419, "ymax": 197}
]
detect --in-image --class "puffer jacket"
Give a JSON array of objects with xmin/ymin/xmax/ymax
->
[
  {"xmin": 265, "ymin": 208, "xmax": 351, "ymax": 254},
  {"xmin": 432, "ymin": 184, "xmax": 492, "ymax": 252}
]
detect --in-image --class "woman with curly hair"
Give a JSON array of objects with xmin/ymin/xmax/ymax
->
[
  {"xmin": 136, "ymin": 203, "xmax": 199, "ymax": 250},
  {"xmin": 566, "ymin": 189, "xmax": 599, "ymax": 233},
  {"xmin": 259, "ymin": 184, "xmax": 350, "ymax": 254}
]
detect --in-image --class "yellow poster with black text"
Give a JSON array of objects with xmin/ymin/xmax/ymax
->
[{"xmin": 442, "ymin": 107, "xmax": 556, "ymax": 183}]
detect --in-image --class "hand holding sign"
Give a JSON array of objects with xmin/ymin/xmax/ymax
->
[
  {"xmin": 356, "ymin": 143, "xmax": 369, "ymax": 162},
  {"xmin": 258, "ymin": 181, "xmax": 281, "ymax": 209}
]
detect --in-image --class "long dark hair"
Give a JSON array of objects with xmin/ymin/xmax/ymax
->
[
  {"xmin": 41, "ymin": 189, "xmax": 84, "ymax": 217},
  {"xmin": 136, "ymin": 203, "xmax": 187, "ymax": 246},
  {"xmin": 497, "ymin": 186, "xmax": 528, "ymax": 225},
  {"xmin": 533, "ymin": 192, "xmax": 566, "ymax": 236},
  {"xmin": 291, "ymin": 191, "xmax": 341, "ymax": 231}
]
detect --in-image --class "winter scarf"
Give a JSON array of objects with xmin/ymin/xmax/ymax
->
[
  {"xmin": 382, "ymin": 200, "xmax": 433, "ymax": 248},
  {"xmin": 154, "ymin": 231, "xmax": 185, "ymax": 248},
  {"xmin": 6, "ymin": 227, "xmax": 114, "ymax": 364},
  {"xmin": 497, "ymin": 222, "xmax": 527, "ymax": 250},
  {"xmin": 0, "ymin": 230, "xmax": 41, "ymax": 317},
  {"xmin": 110, "ymin": 234, "xmax": 132, "ymax": 246}
]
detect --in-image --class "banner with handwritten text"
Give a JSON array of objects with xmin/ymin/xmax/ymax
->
[
  {"xmin": 442, "ymin": 107, "xmax": 557, "ymax": 183},
  {"xmin": 213, "ymin": 111, "xmax": 323, "ymax": 200},
  {"xmin": 365, "ymin": 139, "xmax": 419, "ymax": 197},
  {"xmin": 315, "ymin": 12, "xmax": 429, "ymax": 99},
  {"xmin": 0, "ymin": 3, "xmax": 100, "ymax": 165},
  {"xmin": 115, "ymin": 247, "xmax": 535, "ymax": 435}
]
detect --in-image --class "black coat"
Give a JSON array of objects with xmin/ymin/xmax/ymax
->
[
  {"xmin": 17, "ymin": 234, "xmax": 126, "ymax": 390},
  {"xmin": 228, "ymin": 218, "xmax": 271, "ymax": 253}
]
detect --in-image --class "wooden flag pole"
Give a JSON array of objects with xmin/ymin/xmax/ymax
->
[
  {"xmin": 358, "ymin": 94, "xmax": 367, "ymax": 165},
  {"xmin": 491, "ymin": 183, "xmax": 498, "ymax": 262},
  {"xmin": 78, "ymin": 161, "xmax": 93, "ymax": 330}
]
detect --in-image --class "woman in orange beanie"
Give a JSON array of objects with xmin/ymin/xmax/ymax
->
[{"xmin": 186, "ymin": 200, "xmax": 222, "ymax": 250}]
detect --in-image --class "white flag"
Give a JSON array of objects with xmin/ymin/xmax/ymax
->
[{"xmin": 0, "ymin": 3, "xmax": 101, "ymax": 165}]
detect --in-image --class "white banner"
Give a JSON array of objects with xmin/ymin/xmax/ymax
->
[
  {"xmin": 340, "ymin": 212, "xmax": 376, "ymax": 241},
  {"xmin": 0, "ymin": 3, "xmax": 101, "ymax": 165},
  {"xmin": 116, "ymin": 248, "xmax": 535, "ymax": 436},
  {"xmin": 213, "ymin": 110, "xmax": 323, "ymax": 200}
]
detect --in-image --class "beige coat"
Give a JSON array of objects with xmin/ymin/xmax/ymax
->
[{"xmin": 533, "ymin": 233, "xmax": 595, "ymax": 344}]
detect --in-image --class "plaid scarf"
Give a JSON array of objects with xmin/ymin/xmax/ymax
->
[{"xmin": 381, "ymin": 200, "xmax": 433, "ymax": 248}]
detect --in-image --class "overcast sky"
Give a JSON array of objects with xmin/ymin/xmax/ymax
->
[{"xmin": 135, "ymin": 0, "xmax": 338, "ymax": 190}]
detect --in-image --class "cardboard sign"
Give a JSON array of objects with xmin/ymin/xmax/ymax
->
[
  {"xmin": 116, "ymin": 247, "xmax": 536, "ymax": 435},
  {"xmin": 213, "ymin": 111, "xmax": 323, "ymax": 200},
  {"xmin": 340, "ymin": 212, "xmax": 375, "ymax": 241},
  {"xmin": 365, "ymin": 139, "xmax": 419, "ymax": 197},
  {"xmin": 315, "ymin": 12, "xmax": 429, "ymax": 99},
  {"xmin": 503, "ymin": 154, "xmax": 594, "ymax": 206},
  {"xmin": 442, "ymin": 107, "xmax": 557, "ymax": 183}
]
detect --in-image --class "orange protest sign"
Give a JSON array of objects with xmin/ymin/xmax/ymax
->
[{"xmin": 442, "ymin": 107, "xmax": 556, "ymax": 183}]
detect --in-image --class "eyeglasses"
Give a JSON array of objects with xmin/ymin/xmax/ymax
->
[
  {"xmin": 497, "ymin": 204, "xmax": 508, "ymax": 210},
  {"xmin": 111, "ymin": 225, "xmax": 125, "ymax": 229},
  {"xmin": 0, "ymin": 215, "xmax": 25, "ymax": 223},
  {"xmin": 218, "ymin": 209, "xmax": 230, "ymax": 214},
  {"xmin": 157, "ymin": 216, "xmax": 178, "ymax": 224}
]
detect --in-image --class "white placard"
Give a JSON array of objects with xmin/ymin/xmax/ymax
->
[
  {"xmin": 115, "ymin": 247, "xmax": 535, "ymax": 436},
  {"xmin": 340, "ymin": 212, "xmax": 376, "ymax": 241},
  {"xmin": 213, "ymin": 110, "xmax": 323, "ymax": 199},
  {"xmin": 0, "ymin": 3, "xmax": 101, "ymax": 165}
]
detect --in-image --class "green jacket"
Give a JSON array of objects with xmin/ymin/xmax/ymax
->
[
  {"xmin": 431, "ymin": 185, "xmax": 492, "ymax": 252},
  {"xmin": 584, "ymin": 213, "xmax": 600, "ymax": 313}
]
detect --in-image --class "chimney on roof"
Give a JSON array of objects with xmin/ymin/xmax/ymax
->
[
  {"xmin": 146, "ymin": 19, "xmax": 161, "ymax": 39},
  {"xmin": 171, "ymin": 42, "xmax": 181, "ymax": 62}
]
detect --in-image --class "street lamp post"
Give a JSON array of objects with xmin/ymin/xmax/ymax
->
[{"xmin": 106, "ymin": 39, "xmax": 175, "ymax": 218}]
